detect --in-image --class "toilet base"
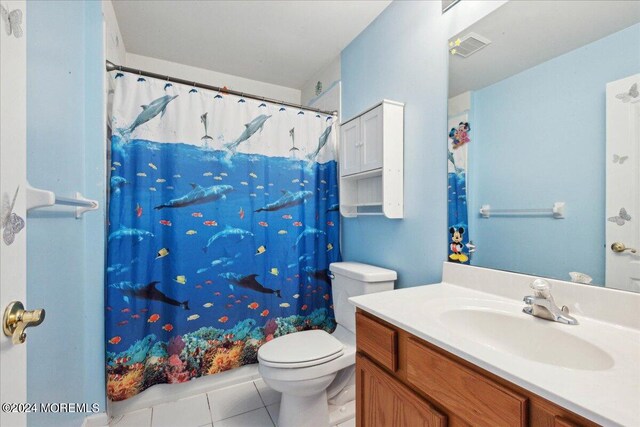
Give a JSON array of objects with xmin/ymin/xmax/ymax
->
[
  {"xmin": 279, "ymin": 390, "xmax": 329, "ymax": 427},
  {"xmin": 328, "ymin": 399, "xmax": 356, "ymax": 426}
]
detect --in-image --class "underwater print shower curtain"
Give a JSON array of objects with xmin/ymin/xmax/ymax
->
[
  {"xmin": 447, "ymin": 116, "xmax": 470, "ymax": 264},
  {"xmin": 106, "ymin": 72, "xmax": 340, "ymax": 401}
]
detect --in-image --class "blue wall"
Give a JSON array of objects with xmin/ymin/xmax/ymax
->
[
  {"xmin": 469, "ymin": 24, "xmax": 640, "ymax": 285},
  {"xmin": 341, "ymin": 1, "xmax": 448, "ymax": 288},
  {"xmin": 27, "ymin": 1, "xmax": 106, "ymax": 426}
]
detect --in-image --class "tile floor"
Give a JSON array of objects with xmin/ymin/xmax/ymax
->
[{"xmin": 109, "ymin": 378, "xmax": 355, "ymax": 427}]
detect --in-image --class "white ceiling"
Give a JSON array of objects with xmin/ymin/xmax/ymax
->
[
  {"xmin": 449, "ymin": 1, "xmax": 640, "ymax": 97},
  {"xmin": 112, "ymin": 0, "xmax": 391, "ymax": 90}
]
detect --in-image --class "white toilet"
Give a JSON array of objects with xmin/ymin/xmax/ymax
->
[{"xmin": 258, "ymin": 262, "xmax": 397, "ymax": 427}]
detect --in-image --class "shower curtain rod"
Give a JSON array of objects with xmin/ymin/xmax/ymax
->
[{"xmin": 105, "ymin": 60, "xmax": 338, "ymax": 117}]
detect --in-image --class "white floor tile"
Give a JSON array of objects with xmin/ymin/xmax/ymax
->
[
  {"xmin": 337, "ymin": 418, "xmax": 356, "ymax": 427},
  {"xmin": 214, "ymin": 408, "xmax": 274, "ymax": 427},
  {"xmin": 254, "ymin": 379, "xmax": 281, "ymax": 406},
  {"xmin": 110, "ymin": 408, "xmax": 152, "ymax": 427},
  {"xmin": 265, "ymin": 403, "xmax": 280, "ymax": 426},
  {"xmin": 208, "ymin": 381, "xmax": 264, "ymax": 422},
  {"xmin": 151, "ymin": 394, "xmax": 212, "ymax": 427}
]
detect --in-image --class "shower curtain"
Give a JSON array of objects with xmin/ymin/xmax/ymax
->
[
  {"xmin": 105, "ymin": 71, "xmax": 340, "ymax": 401},
  {"xmin": 447, "ymin": 116, "xmax": 470, "ymax": 264}
]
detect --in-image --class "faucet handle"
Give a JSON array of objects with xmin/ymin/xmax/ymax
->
[
  {"xmin": 530, "ymin": 278, "xmax": 551, "ymax": 291},
  {"xmin": 530, "ymin": 278, "xmax": 552, "ymax": 298}
]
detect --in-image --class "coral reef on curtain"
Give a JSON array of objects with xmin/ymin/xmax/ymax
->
[{"xmin": 106, "ymin": 309, "xmax": 334, "ymax": 401}]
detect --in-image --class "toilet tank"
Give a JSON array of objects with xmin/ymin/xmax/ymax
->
[{"xmin": 329, "ymin": 262, "xmax": 397, "ymax": 334}]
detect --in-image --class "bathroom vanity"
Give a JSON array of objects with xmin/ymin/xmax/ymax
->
[
  {"xmin": 355, "ymin": 311, "xmax": 597, "ymax": 427},
  {"xmin": 350, "ymin": 263, "xmax": 640, "ymax": 427}
]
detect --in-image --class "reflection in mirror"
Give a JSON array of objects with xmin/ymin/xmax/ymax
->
[{"xmin": 447, "ymin": 1, "xmax": 640, "ymax": 292}]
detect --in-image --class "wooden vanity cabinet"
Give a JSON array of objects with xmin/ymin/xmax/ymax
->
[
  {"xmin": 355, "ymin": 310, "xmax": 600, "ymax": 427},
  {"xmin": 356, "ymin": 354, "xmax": 447, "ymax": 427}
]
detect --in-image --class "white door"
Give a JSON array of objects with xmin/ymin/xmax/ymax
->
[
  {"xmin": 340, "ymin": 118, "xmax": 361, "ymax": 176},
  {"xmin": 360, "ymin": 105, "xmax": 383, "ymax": 173},
  {"xmin": 606, "ymin": 74, "xmax": 640, "ymax": 292},
  {"xmin": 1, "ymin": 1, "xmax": 28, "ymax": 426}
]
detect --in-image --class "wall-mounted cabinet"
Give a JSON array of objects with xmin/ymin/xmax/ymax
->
[{"xmin": 339, "ymin": 100, "xmax": 404, "ymax": 218}]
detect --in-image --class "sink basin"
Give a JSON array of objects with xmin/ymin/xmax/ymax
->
[{"xmin": 439, "ymin": 308, "xmax": 614, "ymax": 371}]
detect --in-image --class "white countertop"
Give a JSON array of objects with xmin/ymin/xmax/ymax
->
[{"xmin": 349, "ymin": 264, "xmax": 640, "ymax": 427}]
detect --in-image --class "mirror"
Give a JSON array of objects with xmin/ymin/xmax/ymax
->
[{"xmin": 447, "ymin": 1, "xmax": 640, "ymax": 292}]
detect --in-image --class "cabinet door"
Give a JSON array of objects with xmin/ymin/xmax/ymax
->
[
  {"xmin": 360, "ymin": 106, "xmax": 383, "ymax": 172},
  {"xmin": 406, "ymin": 338, "xmax": 527, "ymax": 427},
  {"xmin": 356, "ymin": 354, "xmax": 446, "ymax": 427},
  {"xmin": 340, "ymin": 118, "xmax": 361, "ymax": 176}
]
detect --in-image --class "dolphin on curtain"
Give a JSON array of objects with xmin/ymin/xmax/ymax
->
[
  {"xmin": 305, "ymin": 125, "xmax": 333, "ymax": 161},
  {"xmin": 254, "ymin": 190, "xmax": 313, "ymax": 212},
  {"xmin": 203, "ymin": 225, "xmax": 254, "ymax": 252},
  {"xmin": 108, "ymin": 225, "xmax": 154, "ymax": 242},
  {"xmin": 110, "ymin": 281, "xmax": 190, "ymax": 310},
  {"xmin": 118, "ymin": 94, "xmax": 178, "ymax": 139},
  {"xmin": 219, "ymin": 273, "xmax": 281, "ymax": 297},
  {"xmin": 154, "ymin": 184, "xmax": 233, "ymax": 210},
  {"xmin": 224, "ymin": 114, "xmax": 272, "ymax": 153},
  {"xmin": 294, "ymin": 226, "xmax": 326, "ymax": 247}
]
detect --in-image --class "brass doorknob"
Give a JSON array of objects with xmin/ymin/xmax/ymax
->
[
  {"xmin": 611, "ymin": 242, "xmax": 637, "ymax": 254},
  {"xmin": 3, "ymin": 301, "xmax": 45, "ymax": 344}
]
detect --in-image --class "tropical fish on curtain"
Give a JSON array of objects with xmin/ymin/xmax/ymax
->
[
  {"xmin": 105, "ymin": 72, "xmax": 340, "ymax": 401},
  {"xmin": 447, "ymin": 120, "xmax": 470, "ymax": 264}
]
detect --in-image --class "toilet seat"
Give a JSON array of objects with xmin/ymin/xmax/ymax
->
[{"xmin": 258, "ymin": 330, "xmax": 345, "ymax": 368}]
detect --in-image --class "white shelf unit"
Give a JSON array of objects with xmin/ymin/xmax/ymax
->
[{"xmin": 339, "ymin": 100, "xmax": 404, "ymax": 218}]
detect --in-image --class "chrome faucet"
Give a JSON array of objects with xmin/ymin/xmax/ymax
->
[{"xmin": 523, "ymin": 279, "xmax": 578, "ymax": 325}]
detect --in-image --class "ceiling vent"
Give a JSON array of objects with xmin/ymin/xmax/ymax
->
[{"xmin": 449, "ymin": 32, "xmax": 491, "ymax": 58}]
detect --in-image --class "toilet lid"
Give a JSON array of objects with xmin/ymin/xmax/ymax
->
[{"xmin": 258, "ymin": 330, "xmax": 344, "ymax": 368}]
